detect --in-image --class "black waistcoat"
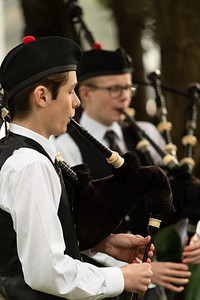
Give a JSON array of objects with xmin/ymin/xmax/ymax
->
[{"xmin": 0, "ymin": 132, "xmax": 81, "ymax": 300}]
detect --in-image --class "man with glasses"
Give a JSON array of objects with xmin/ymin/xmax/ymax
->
[
  {"xmin": 54, "ymin": 47, "xmax": 191, "ymax": 300},
  {"xmin": 54, "ymin": 48, "xmax": 164, "ymax": 168}
]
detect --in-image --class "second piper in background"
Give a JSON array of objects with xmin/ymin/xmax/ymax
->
[{"xmin": 54, "ymin": 47, "xmax": 191, "ymax": 300}]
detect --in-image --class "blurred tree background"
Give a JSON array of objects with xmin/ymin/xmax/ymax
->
[{"xmin": 19, "ymin": 0, "xmax": 200, "ymax": 177}]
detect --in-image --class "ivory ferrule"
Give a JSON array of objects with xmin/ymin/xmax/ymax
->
[
  {"xmin": 163, "ymin": 143, "xmax": 177, "ymax": 152},
  {"xmin": 149, "ymin": 217, "xmax": 162, "ymax": 228},
  {"xmin": 106, "ymin": 151, "xmax": 124, "ymax": 168},
  {"xmin": 182, "ymin": 135, "xmax": 197, "ymax": 146},
  {"xmin": 157, "ymin": 121, "xmax": 172, "ymax": 133},
  {"xmin": 162, "ymin": 154, "xmax": 179, "ymax": 168},
  {"xmin": 136, "ymin": 140, "xmax": 150, "ymax": 151}
]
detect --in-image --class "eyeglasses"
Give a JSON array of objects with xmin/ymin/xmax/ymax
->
[{"xmin": 87, "ymin": 84, "xmax": 136, "ymax": 99}]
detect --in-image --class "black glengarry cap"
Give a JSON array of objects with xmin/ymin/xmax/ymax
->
[
  {"xmin": 77, "ymin": 47, "xmax": 133, "ymax": 83},
  {"xmin": 0, "ymin": 36, "xmax": 82, "ymax": 104}
]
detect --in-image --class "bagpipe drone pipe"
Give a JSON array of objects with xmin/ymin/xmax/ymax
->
[{"xmin": 131, "ymin": 70, "xmax": 200, "ymax": 238}]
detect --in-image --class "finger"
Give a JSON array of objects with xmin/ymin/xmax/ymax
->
[
  {"xmin": 133, "ymin": 257, "xmax": 142, "ymax": 263},
  {"xmin": 163, "ymin": 283, "xmax": 185, "ymax": 293},
  {"xmin": 182, "ymin": 256, "xmax": 200, "ymax": 264},
  {"xmin": 164, "ymin": 276, "xmax": 190, "ymax": 286},
  {"xmin": 190, "ymin": 233, "xmax": 200, "ymax": 245},
  {"xmin": 134, "ymin": 234, "xmax": 145, "ymax": 239},
  {"xmin": 182, "ymin": 248, "xmax": 200, "ymax": 259},
  {"xmin": 166, "ymin": 262, "xmax": 189, "ymax": 271},
  {"xmin": 142, "ymin": 235, "xmax": 151, "ymax": 244},
  {"xmin": 164, "ymin": 268, "xmax": 191, "ymax": 279},
  {"xmin": 147, "ymin": 250, "xmax": 154, "ymax": 258}
]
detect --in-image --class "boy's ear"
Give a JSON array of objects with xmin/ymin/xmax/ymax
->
[{"xmin": 33, "ymin": 86, "xmax": 49, "ymax": 107}]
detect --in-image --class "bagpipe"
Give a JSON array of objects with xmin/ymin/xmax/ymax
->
[
  {"xmin": 128, "ymin": 70, "xmax": 200, "ymax": 239},
  {"xmin": 56, "ymin": 118, "xmax": 174, "ymax": 251},
  {"xmin": 64, "ymin": 0, "xmax": 200, "ymax": 263}
]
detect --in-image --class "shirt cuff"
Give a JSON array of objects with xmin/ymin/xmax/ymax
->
[
  {"xmin": 92, "ymin": 252, "xmax": 127, "ymax": 267},
  {"xmin": 81, "ymin": 249, "xmax": 97, "ymax": 257},
  {"xmin": 100, "ymin": 267, "xmax": 124, "ymax": 297},
  {"xmin": 196, "ymin": 221, "xmax": 200, "ymax": 237}
]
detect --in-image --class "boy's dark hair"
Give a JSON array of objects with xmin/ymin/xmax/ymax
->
[{"xmin": 8, "ymin": 72, "xmax": 69, "ymax": 121}]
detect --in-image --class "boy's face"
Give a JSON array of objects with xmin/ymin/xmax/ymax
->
[
  {"xmin": 43, "ymin": 71, "xmax": 80, "ymax": 137},
  {"xmin": 80, "ymin": 73, "xmax": 132, "ymax": 126}
]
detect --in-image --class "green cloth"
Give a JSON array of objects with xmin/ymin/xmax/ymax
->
[{"xmin": 153, "ymin": 225, "xmax": 200, "ymax": 300}]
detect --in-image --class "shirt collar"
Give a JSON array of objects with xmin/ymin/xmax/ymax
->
[
  {"xmin": 80, "ymin": 112, "xmax": 123, "ymax": 142},
  {"xmin": 9, "ymin": 123, "xmax": 57, "ymax": 162}
]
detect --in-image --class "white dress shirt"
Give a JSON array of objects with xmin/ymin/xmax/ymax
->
[
  {"xmin": 53, "ymin": 111, "xmax": 165, "ymax": 167},
  {"xmin": 0, "ymin": 123, "xmax": 124, "ymax": 299},
  {"xmin": 196, "ymin": 221, "xmax": 200, "ymax": 237}
]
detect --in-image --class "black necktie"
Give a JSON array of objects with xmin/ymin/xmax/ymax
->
[{"xmin": 104, "ymin": 130, "xmax": 121, "ymax": 154}]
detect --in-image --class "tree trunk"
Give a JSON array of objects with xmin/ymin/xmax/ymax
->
[
  {"xmin": 105, "ymin": 0, "xmax": 148, "ymax": 121},
  {"xmin": 20, "ymin": 0, "xmax": 78, "ymax": 41}
]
